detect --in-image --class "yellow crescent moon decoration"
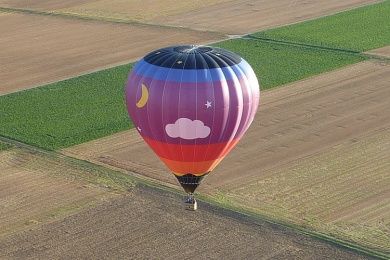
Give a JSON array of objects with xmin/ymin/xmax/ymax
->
[{"xmin": 136, "ymin": 83, "xmax": 149, "ymax": 108}]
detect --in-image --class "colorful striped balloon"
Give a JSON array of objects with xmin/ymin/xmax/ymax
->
[{"xmin": 125, "ymin": 45, "xmax": 260, "ymax": 197}]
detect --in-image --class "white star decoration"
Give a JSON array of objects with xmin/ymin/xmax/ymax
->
[
  {"xmin": 205, "ymin": 101, "xmax": 212, "ymax": 108},
  {"xmin": 177, "ymin": 60, "xmax": 183, "ymax": 64}
]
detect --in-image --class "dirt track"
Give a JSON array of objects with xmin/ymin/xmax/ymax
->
[
  {"xmin": 365, "ymin": 46, "xmax": 390, "ymax": 58},
  {"xmin": 0, "ymin": 186, "xmax": 373, "ymax": 259},
  {"xmin": 64, "ymin": 61, "xmax": 390, "ymax": 190},
  {"xmin": 0, "ymin": 12, "xmax": 221, "ymax": 95}
]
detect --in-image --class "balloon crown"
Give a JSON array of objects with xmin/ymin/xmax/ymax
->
[
  {"xmin": 173, "ymin": 45, "xmax": 212, "ymax": 54},
  {"xmin": 143, "ymin": 45, "xmax": 242, "ymax": 69}
]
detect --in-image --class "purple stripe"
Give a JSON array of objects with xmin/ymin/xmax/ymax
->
[{"xmin": 125, "ymin": 66, "xmax": 259, "ymax": 145}]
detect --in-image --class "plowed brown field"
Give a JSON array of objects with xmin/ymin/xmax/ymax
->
[
  {"xmin": 63, "ymin": 61, "xmax": 390, "ymax": 253},
  {"xmin": 0, "ymin": 12, "xmax": 221, "ymax": 95}
]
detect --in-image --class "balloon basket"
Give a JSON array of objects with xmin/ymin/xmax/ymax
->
[{"xmin": 184, "ymin": 193, "xmax": 197, "ymax": 211}]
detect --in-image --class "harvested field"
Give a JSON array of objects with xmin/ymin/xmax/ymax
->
[
  {"xmin": 155, "ymin": 0, "xmax": 380, "ymax": 34},
  {"xmin": 0, "ymin": 12, "xmax": 221, "ymax": 95},
  {"xmin": 0, "ymin": 0, "xmax": 379, "ymax": 34},
  {"xmin": 63, "ymin": 61, "xmax": 390, "ymax": 253},
  {"xmin": 0, "ymin": 146, "xmax": 121, "ymax": 238},
  {"xmin": 226, "ymin": 126, "xmax": 390, "ymax": 253},
  {"xmin": 0, "ymin": 186, "xmax": 374, "ymax": 259},
  {"xmin": 0, "ymin": 0, "xmax": 231, "ymax": 19}
]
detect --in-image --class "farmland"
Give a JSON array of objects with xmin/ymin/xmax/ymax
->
[
  {"xmin": 0, "ymin": 0, "xmax": 378, "ymax": 34},
  {"xmin": 1, "ymin": 1, "xmax": 385, "ymax": 151},
  {"xmin": 1, "ymin": 0, "xmax": 389, "ymax": 258},
  {"xmin": 0, "ymin": 184, "xmax": 374, "ymax": 259},
  {"xmin": 0, "ymin": 0, "xmax": 231, "ymax": 22},
  {"xmin": 214, "ymin": 40, "xmax": 364, "ymax": 89},
  {"xmin": 0, "ymin": 64, "xmax": 132, "ymax": 150},
  {"xmin": 0, "ymin": 141, "xmax": 373, "ymax": 259},
  {"xmin": 0, "ymin": 11, "xmax": 221, "ymax": 95},
  {"xmin": 64, "ymin": 60, "xmax": 390, "ymax": 255},
  {"xmin": 254, "ymin": 0, "xmax": 389, "ymax": 52},
  {"xmin": 0, "ymin": 144, "xmax": 124, "ymax": 238},
  {"xmin": 222, "ymin": 127, "xmax": 390, "ymax": 253},
  {"xmin": 0, "ymin": 42, "xmax": 364, "ymax": 150},
  {"xmin": 157, "ymin": 0, "xmax": 380, "ymax": 34}
]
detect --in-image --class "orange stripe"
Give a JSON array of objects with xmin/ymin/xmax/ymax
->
[{"xmin": 142, "ymin": 136, "xmax": 240, "ymax": 162}]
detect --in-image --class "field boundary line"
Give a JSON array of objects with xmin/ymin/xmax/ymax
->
[
  {"xmin": 0, "ymin": 134, "xmax": 388, "ymax": 259},
  {"xmin": 244, "ymin": 35, "xmax": 360, "ymax": 54},
  {"xmin": 242, "ymin": 35, "xmax": 390, "ymax": 62}
]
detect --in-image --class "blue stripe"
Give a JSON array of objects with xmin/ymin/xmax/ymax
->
[{"xmin": 132, "ymin": 59, "xmax": 253, "ymax": 83}]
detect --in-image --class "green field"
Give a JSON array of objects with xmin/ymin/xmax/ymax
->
[
  {"xmin": 254, "ymin": 1, "xmax": 390, "ymax": 52},
  {"xmin": 215, "ymin": 40, "xmax": 364, "ymax": 89},
  {"xmin": 0, "ymin": 42, "xmax": 363, "ymax": 150},
  {"xmin": 0, "ymin": 64, "xmax": 132, "ymax": 150}
]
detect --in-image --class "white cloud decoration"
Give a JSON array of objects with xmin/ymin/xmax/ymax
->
[{"xmin": 165, "ymin": 118, "xmax": 211, "ymax": 140}]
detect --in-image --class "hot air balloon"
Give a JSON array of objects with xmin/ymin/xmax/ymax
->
[{"xmin": 125, "ymin": 45, "xmax": 260, "ymax": 210}]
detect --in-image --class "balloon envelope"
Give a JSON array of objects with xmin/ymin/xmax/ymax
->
[{"xmin": 125, "ymin": 45, "xmax": 259, "ymax": 192}]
